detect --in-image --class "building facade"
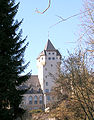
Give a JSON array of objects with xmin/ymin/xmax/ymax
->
[{"xmin": 21, "ymin": 40, "xmax": 61, "ymax": 110}]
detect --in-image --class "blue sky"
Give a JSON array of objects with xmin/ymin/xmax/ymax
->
[{"xmin": 16, "ymin": 0, "xmax": 83, "ymax": 75}]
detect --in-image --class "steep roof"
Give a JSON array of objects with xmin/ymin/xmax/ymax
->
[
  {"xmin": 37, "ymin": 39, "xmax": 61, "ymax": 59},
  {"xmin": 20, "ymin": 75, "xmax": 43, "ymax": 94},
  {"xmin": 26, "ymin": 75, "xmax": 41, "ymax": 88},
  {"xmin": 44, "ymin": 39, "xmax": 56, "ymax": 51}
]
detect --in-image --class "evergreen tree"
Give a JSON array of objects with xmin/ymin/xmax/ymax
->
[{"xmin": 0, "ymin": 0, "xmax": 30, "ymax": 119}]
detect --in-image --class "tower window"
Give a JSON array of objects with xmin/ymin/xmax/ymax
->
[
  {"xmin": 45, "ymin": 76, "xmax": 47, "ymax": 78},
  {"xmin": 51, "ymin": 64, "xmax": 53, "ymax": 67},
  {"xmin": 48, "ymin": 57, "xmax": 51, "ymax": 60},
  {"xmin": 45, "ymin": 68, "xmax": 47, "ymax": 71},
  {"xmin": 52, "ymin": 53, "xmax": 54, "ymax": 55},
  {"xmin": 49, "ymin": 52, "xmax": 51, "ymax": 55},
  {"xmin": 46, "ymin": 82, "xmax": 48, "ymax": 86},
  {"xmin": 52, "ymin": 57, "xmax": 55, "ymax": 60}
]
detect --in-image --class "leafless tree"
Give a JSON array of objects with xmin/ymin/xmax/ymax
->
[{"xmin": 51, "ymin": 50, "xmax": 94, "ymax": 120}]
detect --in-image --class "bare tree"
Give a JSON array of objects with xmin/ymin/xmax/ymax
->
[
  {"xmin": 51, "ymin": 50, "xmax": 94, "ymax": 120},
  {"xmin": 81, "ymin": 0, "xmax": 94, "ymax": 51}
]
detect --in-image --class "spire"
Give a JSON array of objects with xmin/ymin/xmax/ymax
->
[{"xmin": 44, "ymin": 39, "xmax": 56, "ymax": 51}]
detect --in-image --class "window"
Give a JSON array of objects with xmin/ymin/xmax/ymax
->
[
  {"xmin": 52, "ymin": 52, "xmax": 54, "ymax": 55},
  {"xmin": 45, "ymin": 76, "xmax": 47, "ymax": 78},
  {"xmin": 29, "ymin": 96, "xmax": 32, "ymax": 104},
  {"xmin": 31, "ymin": 88, "xmax": 34, "ymax": 93},
  {"xmin": 22, "ymin": 96, "xmax": 26, "ymax": 105},
  {"xmin": 52, "ymin": 57, "xmax": 55, "ymax": 60},
  {"xmin": 48, "ymin": 57, "xmax": 51, "ymax": 60},
  {"xmin": 49, "ymin": 52, "xmax": 51, "ymax": 55},
  {"xmin": 47, "ymin": 96, "xmax": 50, "ymax": 101},
  {"xmin": 45, "ymin": 89, "xmax": 49, "ymax": 93},
  {"xmin": 39, "ymin": 96, "xmax": 43, "ymax": 104},
  {"xmin": 45, "ymin": 68, "xmax": 47, "ymax": 71},
  {"xmin": 38, "ymin": 88, "xmax": 41, "ymax": 93},
  {"xmin": 34, "ymin": 107, "xmax": 38, "ymax": 109},
  {"xmin": 51, "ymin": 64, "xmax": 53, "ymax": 67},
  {"xmin": 34, "ymin": 96, "xmax": 37, "ymax": 104},
  {"xmin": 46, "ymin": 82, "xmax": 48, "ymax": 86}
]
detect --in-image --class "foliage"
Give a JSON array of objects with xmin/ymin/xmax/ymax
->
[{"xmin": 0, "ymin": 0, "xmax": 30, "ymax": 119}]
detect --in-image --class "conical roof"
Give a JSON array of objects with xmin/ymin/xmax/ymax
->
[{"xmin": 44, "ymin": 39, "xmax": 56, "ymax": 51}]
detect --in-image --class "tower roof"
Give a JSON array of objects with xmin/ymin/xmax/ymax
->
[
  {"xmin": 37, "ymin": 39, "xmax": 61, "ymax": 59},
  {"xmin": 44, "ymin": 39, "xmax": 56, "ymax": 51}
]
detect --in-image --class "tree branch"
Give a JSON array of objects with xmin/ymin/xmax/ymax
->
[
  {"xmin": 35, "ymin": 0, "xmax": 51, "ymax": 14},
  {"xmin": 49, "ymin": 10, "xmax": 93, "ymax": 28}
]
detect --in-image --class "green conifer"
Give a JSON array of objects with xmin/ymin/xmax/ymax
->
[{"xmin": 0, "ymin": 0, "xmax": 30, "ymax": 119}]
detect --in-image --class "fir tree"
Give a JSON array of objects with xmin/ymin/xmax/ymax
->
[{"xmin": 0, "ymin": 0, "xmax": 30, "ymax": 119}]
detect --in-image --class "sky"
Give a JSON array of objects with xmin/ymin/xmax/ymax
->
[{"xmin": 15, "ymin": 0, "xmax": 83, "ymax": 75}]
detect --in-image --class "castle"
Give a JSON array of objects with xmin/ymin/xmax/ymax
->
[{"xmin": 20, "ymin": 40, "xmax": 61, "ymax": 110}]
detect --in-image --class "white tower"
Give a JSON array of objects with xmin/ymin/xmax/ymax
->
[{"xmin": 37, "ymin": 40, "xmax": 61, "ymax": 107}]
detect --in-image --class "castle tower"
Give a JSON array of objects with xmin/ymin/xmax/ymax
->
[{"xmin": 37, "ymin": 40, "xmax": 61, "ymax": 108}]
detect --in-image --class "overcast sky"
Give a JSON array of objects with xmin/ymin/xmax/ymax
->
[{"xmin": 16, "ymin": 0, "xmax": 83, "ymax": 75}]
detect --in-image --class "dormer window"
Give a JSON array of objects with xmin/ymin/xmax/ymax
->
[
  {"xmin": 31, "ymin": 88, "xmax": 34, "ymax": 93},
  {"xmin": 38, "ymin": 88, "xmax": 41, "ymax": 93}
]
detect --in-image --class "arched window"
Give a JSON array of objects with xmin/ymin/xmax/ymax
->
[
  {"xmin": 34, "ymin": 96, "xmax": 37, "ymax": 104},
  {"xmin": 29, "ymin": 96, "xmax": 32, "ymax": 104},
  {"xmin": 39, "ymin": 96, "xmax": 43, "ymax": 104}
]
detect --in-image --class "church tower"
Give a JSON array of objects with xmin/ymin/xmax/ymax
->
[{"xmin": 37, "ymin": 40, "xmax": 61, "ymax": 107}]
